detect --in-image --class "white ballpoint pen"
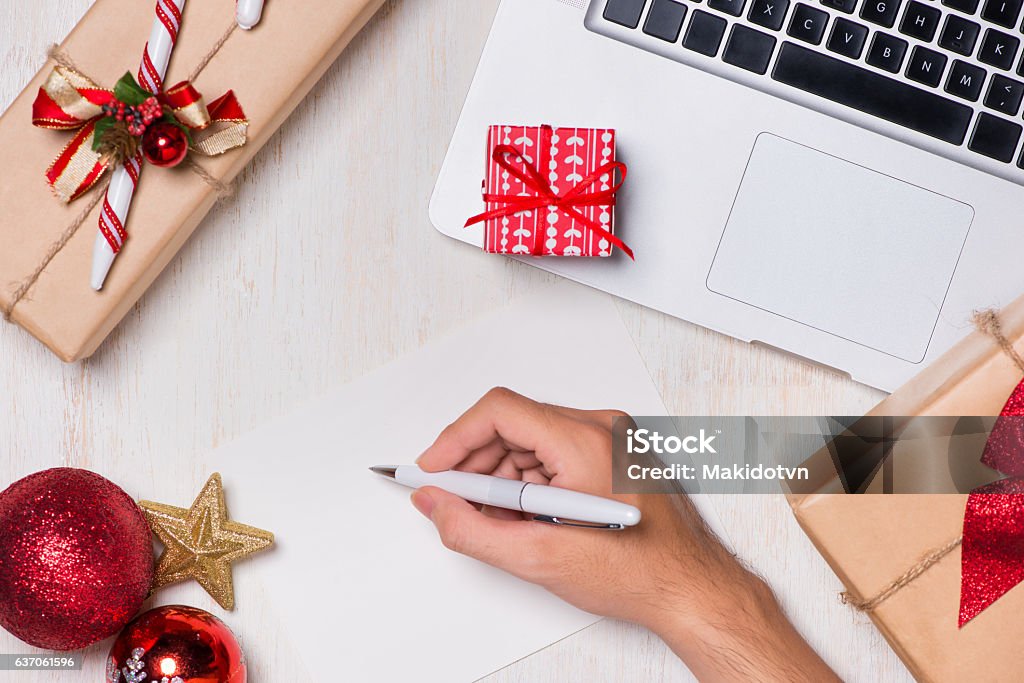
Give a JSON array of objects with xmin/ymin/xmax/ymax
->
[
  {"xmin": 236, "ymin": 0, "xmax": 265, "ymax": 30},
  {"xmin": 371, "ymin": 465, "xmax": 641, "ymax": 530}
]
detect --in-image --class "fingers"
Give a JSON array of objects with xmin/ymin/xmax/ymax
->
[
  {"xmin": 481, "ymin": 505, "xmax": 525, "ymax": 521},
  {"xmin": 521, "ymin": 465, "xmax": 552, "ymax": 485},
  {"xmin": 418, "ymin": 388, "xmax": 561, "ymax": 473},
  {"xmin": 449, "ymin": 442, "xmax": 545, "ymax": 478},
  {"xmin": 417, "ymin": 388, "xmax": 628, "ymax": 498},
  {"xmin": 452, "ymin": 437, "xmax": 508, "ymax": 474},
  {"xmin": 543, "ymin": 421, "xmax": 616, "ymax": 493},
  {"xmin": 490, "ymin": 455, "xmax": 523, "ymax": 481},
  {"xmin": 546, "ymin": 405, "xmax": 635, "ymax": 432},
  {"xmin": 411, "ymin": 486, "xmax": 545, "ymax": 576}
]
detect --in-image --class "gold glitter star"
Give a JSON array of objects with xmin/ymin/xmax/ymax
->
[{"xmin": 140, "ymin": 473, "xmax": 274, "ymax": 610}]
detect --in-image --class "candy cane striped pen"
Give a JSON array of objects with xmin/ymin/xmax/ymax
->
[
  {"xmin": 236, "ymin": 0, "xmax": 265, "ymax": 29},
  {"xmin": 91, "ymin": 0, "xmax": 185, "ymax": 291}
]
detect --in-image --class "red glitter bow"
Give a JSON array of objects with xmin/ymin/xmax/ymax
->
[
  {"xmin": 464, "ymin": 125, "xmax": 634, "ymax": 260},
  {"xmin": 960, "ymin": 378, "xmax": 1024, "ymax": 625}
]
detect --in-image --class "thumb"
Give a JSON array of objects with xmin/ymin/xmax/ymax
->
[{"xmin": 411, "ymin": 486, "xmax": 542, "ymax": 576}]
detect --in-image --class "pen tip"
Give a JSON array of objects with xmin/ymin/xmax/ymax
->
[{"xmin": 369, "ymin": 466, "xmax": 397, "ymax": 478}]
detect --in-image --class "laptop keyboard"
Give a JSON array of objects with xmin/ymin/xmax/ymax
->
[{"xmin": 587, "ymin": 0, "xmax": 1024, "ymax": 182}]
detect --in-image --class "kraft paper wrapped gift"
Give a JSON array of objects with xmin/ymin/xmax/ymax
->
[
  {"xmin": 0, "ymin": 0, "xmax": 384, "ymax": 361},
  {"xmin": 790, "ymin": 297, "xmax": 1024, "ymax": 682}
]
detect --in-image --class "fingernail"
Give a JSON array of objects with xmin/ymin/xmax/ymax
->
[{"xmin": 411, "ymin": 490, "xmax": 435, "ymax": 519}]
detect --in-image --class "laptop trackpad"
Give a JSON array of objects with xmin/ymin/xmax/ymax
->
[{"xmin": 706, "ymin": 134, "xmax": 974, "ymax": 363}]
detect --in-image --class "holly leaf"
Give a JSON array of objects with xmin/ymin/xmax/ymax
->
[
  {"xmin": 91, "ymin": 117, "xmax": 114, "ymax": 152},
  {"xmin": 113, "ymin": 72, "xmax": 150, "ymax": 106}
]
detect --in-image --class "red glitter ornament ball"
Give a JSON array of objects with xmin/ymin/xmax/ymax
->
[
  {"xmin": 141, "ymin": 122, "xmax": 189, "ymax": 168},
  {"xmin": 0, "ymin": 468, "xmax": 154, "ymax": 650},
  {"xmin": 107, "ymin": 605, "xmax": 247, "ymax": 683}
]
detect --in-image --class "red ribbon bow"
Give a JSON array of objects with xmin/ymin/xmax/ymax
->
[
  {"xmin": 960, "ymin": 380, "xmax": 1024, "ymax": 625},
  {"xmin": 464, "ymin": 125, "xmax": 634, "ymax": 260},
  {"xmin": 31, "ymin": 66, "xmax": 247, "ymax": 204}
]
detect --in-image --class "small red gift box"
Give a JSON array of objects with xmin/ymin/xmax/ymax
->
[{"xmin": 466, "ymin": 125, "xmax": 632, "ymax": 259}]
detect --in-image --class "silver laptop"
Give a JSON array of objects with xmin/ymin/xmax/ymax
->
[{"xmin": 430, "ymin": 0, "xmax": 1024, "ymax": 391}]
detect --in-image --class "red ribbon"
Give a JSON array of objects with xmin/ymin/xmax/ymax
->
[
  {"xmin": 960, "ymin": 378, "xmax": 1024, "ymax": 626},
  {"xmin": 31, "ymin": 67, "xmax": 246, "ymax": 204},
  {"xmin": 464, "ymin": 125, "xmax": 634, "ymax": 260},
  {"xmin": 161, "ymin": 81, "xmax": 247, "ymax": 124}
]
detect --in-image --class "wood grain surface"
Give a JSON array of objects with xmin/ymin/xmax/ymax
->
[{"xmin": 0, "ymin": 0, "xmax": 910, "ymax": 680}]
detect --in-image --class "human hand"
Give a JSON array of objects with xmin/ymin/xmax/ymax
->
[
  {"xmin": 413, "ymin": 388, "xmax": 838, "ymax": 682},
  {"xmin": 413, "ymin": 388, "xmax": 745, "ymax": 630}
]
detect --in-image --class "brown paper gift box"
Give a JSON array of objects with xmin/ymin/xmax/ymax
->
[
  {"xmin": 0, "ymin": 0, "xmax": 384, "ymax": 361},
  {"xmin": 790, "ymin": 297, "xmax": 1024, "ymax": 681}
]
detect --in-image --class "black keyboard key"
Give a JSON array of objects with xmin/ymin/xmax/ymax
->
[
  {"xmin": 682, "ymin": 10, "xmax": 728, "ymax": 55},
  {"xmin": 709, "ymin": 0, "xmax": 748, "ymax": 15},
  {"xmin": 985, "ymin": 74, "xmax": 1024, "ymax": 114},
  {"xmin": 978, "ymin": 29, "xmax": 1019, "ymax": 69},
  {"xmin": 749, "ymin": 0, "xmax": 790, "ymax": 29},
  {"xmin": 906, "ymin": 45, "xmax": 948, "ymax": 86},
  {"xmin": 788, "ymin": 3, "xmax": 830, "ymax": 43},
  {"xmin": 643, "ymin": 0, "xmax": 688, "ymax": 41},
  {"xmin": 866, "ymin": 32, "xmax": 909, "ymax": 71},
  {"xmin": 820, "ymin": 0, "xmax": 857, "ymax": 12},
  {"xmin": 723, "ymin": 24, "xmax": 778, "ymax": 73},
  {"xmin": 860, "ymin": 0, "xmax": 902, "ymax": 27},
  {"xmin": 980, "ymin": 0, "xmax": 1023, "ymax": 28},
  {"xmin": 937, "ymin": 15, "xmax": 980, "ymax": 55},
  {"xmin": 942, "ymin": 0, "xmax": 980, "ymax": 13},
  {"xmin": 771, "ymin": 42, "xmax": 973, "ymax": 144},
  {"xmin": 945, "ymin": 60, "xmax": 987, "ymax": 100},
  {"xmin": 603, "ymin": 0, "xmax": 648, "ymax": 28},
  {"xmin": 969, "ymin": 112, "xmax": 1022, "ymax": 161},
  {"xmin": 900, "ymin": 1, "xmax": 941, "ymax": 41},
  {"xmin": 827, "ymin": 18, "xmax": 870, "ymax": 57}
]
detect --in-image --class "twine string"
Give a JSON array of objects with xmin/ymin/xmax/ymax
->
[
  {"xmin": 841, "ymin": 308, "xmax": 1016, "ymax": 612},
  {"xmin": 2, "ymin": 21, "xmax": 239, "ymax": 321},
  {"xmin": 2, "ymin": 176, "xmax": 111, "ymax": 321},
  {"xmin": 972, "ymin": 309, "xmax": 1024, "ymax": 375},
  {"xmin": 46, "ymin": 44, "xmax": 100, "ymax": 85},
  {"xmin": 184, "ymin": 157, "xmax": 235, "ymax": 198},
  {"xmin": 841, "ymin": 537, "xmax": 963, "ymax": 612},
  {"xmin": 188, "ymin": 23, "xmax": 237, "ymax": 83}
]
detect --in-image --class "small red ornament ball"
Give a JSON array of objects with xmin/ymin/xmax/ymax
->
[
  {"xmin": 141, "ymin": 122, "xmax": 189, "ymax": 168},
  {"xmin": 0, "ymin": 468, "xmax": 154, "ymax": 650},
  {"xmin": 107, "ymin": 606, "xmax": 247, "ymax": 683}
]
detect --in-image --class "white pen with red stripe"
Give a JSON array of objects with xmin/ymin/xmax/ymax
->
[
  {"xmin": 90, "ymin": 0, "xmax": 266, "ymax": 290},
  {"xmin": 91, "ymin": 0, "xmax": 184, "ymax": 290}
]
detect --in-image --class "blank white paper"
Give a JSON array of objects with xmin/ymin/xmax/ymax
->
[{"xmin": 208, "ymin": 283, "xmax": 689, "ymax": 682}]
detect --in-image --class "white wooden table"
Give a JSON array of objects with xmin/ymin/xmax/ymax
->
[{"xmin": 0, "ymin": 0, "xmax": 910, "ymax": 680}]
